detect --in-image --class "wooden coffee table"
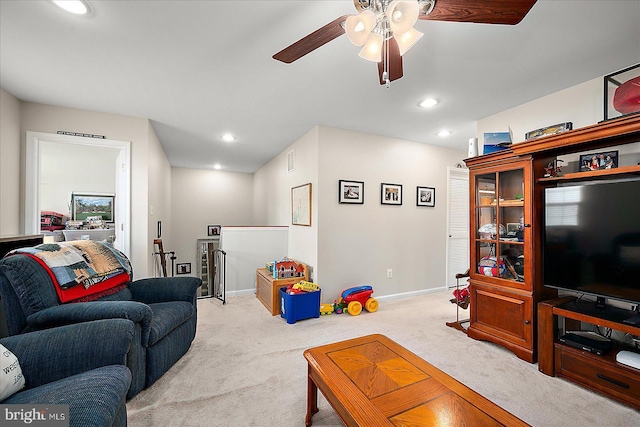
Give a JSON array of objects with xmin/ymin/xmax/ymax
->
[{"xmin": 304, "ymin": 334, "xmax": 529, "ymax": 426}]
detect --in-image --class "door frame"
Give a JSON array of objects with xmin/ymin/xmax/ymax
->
[{"xmin": 25, "ymin": 131, "xmax": 131, "ymax": 256}]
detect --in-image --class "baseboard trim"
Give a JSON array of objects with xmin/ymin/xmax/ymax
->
[{"xmin": 217, "ymin": 286, "xmax": 448, "ymax": 301}]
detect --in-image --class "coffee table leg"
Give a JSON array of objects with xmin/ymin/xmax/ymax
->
[{"xmin": 306, "ymin": 367, "xmax": 319, "ymax": 427}]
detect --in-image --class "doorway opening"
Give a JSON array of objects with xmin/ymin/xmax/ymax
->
[{"xmin": 25, "ymin": 131, "xmax": 131, "ymax": 256}]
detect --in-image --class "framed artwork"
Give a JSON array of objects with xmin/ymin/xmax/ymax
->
[
  {"xmin": 417, "ymin": 186, "xmax": 435, "ymax": 207},
  {"xmin": 579, "ymin": 151, "xmax": 618, "ymax": 172},
  {"xmin": 71, "ymin": 193, "xmax": 115, "ymax": 222},
  {"xmin": 292, "ymin": 183, "xmax": 312, "ymax": 226},
  {"xmin": 207, "ymin": 225, "xmax": 221, "ymax": 236},
  {"xmin": 381, "ymin": 183, "xmax": 402, "ymax": 205},
  {"xmin": 338, "ymin": 180, "xmax": 364, "ymax": 204},
  {"xmin": 176, "ymin": 263, "xmax": 191, "ymax": 275}
]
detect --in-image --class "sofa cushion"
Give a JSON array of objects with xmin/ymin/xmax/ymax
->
[
  {"xmin": 0, "ymin": 344, "xmax": 25, "ymax": 401},
  {"xmin": 147, "ymin": 301, "xmax": 194, "ymax": 346},
  {"xmin": 3, "ymin": 365, "xmax": 130, "ymax": 427}
]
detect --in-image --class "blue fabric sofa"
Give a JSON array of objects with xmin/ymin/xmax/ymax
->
[
  {"xmin": 1, "ymin": 319, "xmax": 134, "ymax": 427},
  {"xmin": 0, "ymin": 253, "xmax": 202, "ymax": 399}
]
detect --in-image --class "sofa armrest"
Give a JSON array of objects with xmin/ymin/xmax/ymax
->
[
  {"xmin": 25, "ymin": 301, "xmax": 152, "ymax": 346},
  {"xmin": 0, "ymin": 319, "xmax": 134, "ymax": 390},
  {"xmin": 129, "ymin": 276, "xmax": 201, "ymax": 305}
]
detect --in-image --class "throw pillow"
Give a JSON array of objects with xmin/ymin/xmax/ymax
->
[{"xmin": 0, "ymin": 344, "xmax": 25, "ymax": 401}]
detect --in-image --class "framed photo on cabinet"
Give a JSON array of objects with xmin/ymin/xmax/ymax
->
[
  {"xmin": 417, "ymin": 186, "xmax": 435, "ymax": 207},
  {"xmin": 338, "ymin": 180, "xmax": 364, "ymax": 204},
  {"xmin": 381, "ymin": 183, "xmax": 402, "ymax": 205}
]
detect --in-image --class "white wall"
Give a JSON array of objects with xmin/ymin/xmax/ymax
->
[
  {"xmin": 19, "ymin": 102, "xmax": 154, "ymax": 277},
  {"xmin": 477, "ymin": 76, "xmax": 640, "ymax": 169},
  {"xmin": 316, "ymin": 126, "xmax": 466, "ymax": 301},
  {"xmin": 253, "ymin": 127, "xmax": 319, "ymax": 279},
  {"xmin": 477, "ymin": 77, "xmax": 602, "ymax": 147},
  {"xmin": 39, "ymin": 142, "xmax": 118, "ymax": 218},
  {"xmin": 170, "ymin": 167, "xmax": 254, "ymax": 277},
  {"xmin": 147, "ymin": 122, "xmax": 172, "ymax": 275},
  {"xmin": 254, "ymin": 125, "xmax": 467, "ymax": 301},
  {"xmin": 0, "ymin": 88, "xmax": 21, "ymax": 237}
]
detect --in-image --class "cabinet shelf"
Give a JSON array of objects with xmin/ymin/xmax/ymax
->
[
  {"xmin": 537, "ymin": 164, "xmax": 640, "ymax": 184},
  {"xmin": 539, "ymin": 297, "xmax": 640, "ymax": 410}
]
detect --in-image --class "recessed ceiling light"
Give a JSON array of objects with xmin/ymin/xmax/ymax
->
[
  {"xmin": 221, "ymin": 133, "xmax": 235, "ymax": 142},
  {"xmin": 437, "ymin": 130, "xmax": 451, "ymax": 137},
  {"xmin": 419, "ymin": 98, "xmax": 438, "ymax": 108},
  {"xmin": 52, "ymin": 0, "xmax": 90, "ymax": 15},
  {"xmin": 213, "ymin": 164, "xmax": 222, "ymax": 170}
]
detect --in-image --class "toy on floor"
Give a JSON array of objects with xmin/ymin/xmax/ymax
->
[
  {"xmin": 320, "ymin": 304, "xmax": 334, "ymax": 315},
  {"xmin": 338, "ymin": 285, "xmax": 378, "ymax": 316}
]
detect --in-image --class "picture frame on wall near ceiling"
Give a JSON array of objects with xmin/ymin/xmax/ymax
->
[
  {"xmin": 71, "ymin": 193, "xmax": 115, "ymax": 222},
  {"xmin": 338, "ymin": 180, "xmax": 364, "ymax": 204},
  {"xmin": 381, "ymin": 183, "xmax": 402, "ymax": 206},
  {"xmin": 416, "ymin": 186, "xmax": 435, "ymax": 207},
  {"xmin": 291, "ymin": 183, "xmax": 312, "ymax": 226},
  {"xmin": 207, "ymin": 225, "xmax": 221, "ymax": 236}
]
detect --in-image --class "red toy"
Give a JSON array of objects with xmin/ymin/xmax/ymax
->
[{"xmin": 339, "ymin": 285, "xmax": 378, "ymax": 316}]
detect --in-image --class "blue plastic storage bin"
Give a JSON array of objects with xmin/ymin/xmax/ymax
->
[{"xmin": 280, "ymin": 287, "xmax": 321, "ymax": 324}]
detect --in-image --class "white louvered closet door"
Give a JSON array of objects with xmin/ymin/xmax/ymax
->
[{"xmin": 446, "ymin": 167, "xmax": 470, "ymax": 288}]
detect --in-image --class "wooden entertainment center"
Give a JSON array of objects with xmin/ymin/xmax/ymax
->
[{"xmin": 465, "ymin": 113, "xmax": 640, "ymax": 392}]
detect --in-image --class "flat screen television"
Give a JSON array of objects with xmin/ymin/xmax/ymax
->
[{"xmin": 543, "ymin": 178, "xmax": 640, "ymax": 306}]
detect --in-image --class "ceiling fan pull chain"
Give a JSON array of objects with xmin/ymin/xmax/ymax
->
[{"xmin": 384, "ymin": 36, "xmax": 390, "ymax": 88}]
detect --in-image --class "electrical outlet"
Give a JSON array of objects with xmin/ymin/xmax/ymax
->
[{"xmin": 386, "ymin": 269, "xmax": 392, "ymax": 278}]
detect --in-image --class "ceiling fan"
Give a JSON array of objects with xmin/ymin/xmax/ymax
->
[{"xmin": 273, "ymin": 0, "xmax": 537, "ymax": 86}]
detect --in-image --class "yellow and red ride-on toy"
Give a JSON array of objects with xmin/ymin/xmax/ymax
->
[{"xmin": 339, "ymin": 285, "xmax": 378, "ymax": 316}]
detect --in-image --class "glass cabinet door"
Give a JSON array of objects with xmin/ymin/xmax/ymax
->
[{"xmin": 474, "ymin": 168, "xmax": 525, "ymax": 282}]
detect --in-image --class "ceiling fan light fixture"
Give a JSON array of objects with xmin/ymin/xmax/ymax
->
[
  {"xmin": 395, "ymin": 27, "xmax": 423, "ymax": 56},
  {"xmin": 345, "ymin": 10, "xmax": 377, "ymax": 46},
  {"xmin": 386, "ymin": 0, "xmax": 419, "ymax": 34},
  {"xmin": 358, "ymin": 30, "xmax": 383, "ymax": 62},
  {"xmin": 52, "ymin": 0, "xmax": 89, "ymax": 15}
]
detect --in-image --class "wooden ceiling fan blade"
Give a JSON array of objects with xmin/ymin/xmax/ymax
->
[
  {"xmin": 378, "ymin": 38, "xmax": 403, "ymax": 85},
  {"xmin": 273, "ymin": 15, "xmax": 352, "ymax": 63},
  {"xmin": 419, "ymin": 0, "xmax": 537, "ymax": 25}
]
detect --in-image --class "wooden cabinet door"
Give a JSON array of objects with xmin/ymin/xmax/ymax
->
[{"xmin": 468, "ymin": 282, "xmax": 534, "ymax": 361}]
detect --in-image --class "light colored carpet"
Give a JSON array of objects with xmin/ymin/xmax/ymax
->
[{"xmin": 126, "ymin": 290, "xmax": 638, "ymax": 426}]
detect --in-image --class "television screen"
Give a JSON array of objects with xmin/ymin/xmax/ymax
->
[{"xmin": 544, "ymin": 179, "xmax": 640, "ymax": 304}]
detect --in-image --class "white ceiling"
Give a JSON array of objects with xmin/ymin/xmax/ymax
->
[{"xmin": 1, "ymin": 1, "xmax": 639, "ymax": 173}]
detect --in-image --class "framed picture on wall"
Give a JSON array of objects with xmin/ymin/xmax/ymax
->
[
  {"xmin": 381, "ymin": 183, "xmax": 402, "ymax": 205},
  {"xmin": 417, "ymin": 186, "xmax": 435, "ymax": 207},
  {"xmin": 291, "ymin": 183, "xmax": 312, "ymax": 226},
  {"xmin": 71, "ymin": 193, "xmax": 115, "ymax": 222},
  {"xmin": 338, "ymin": 180, "xmax": 364, "ymax": 204},
  {"xmin": 207, "ymin": 225, "xmax": 221, "ymax": 236},
  {"xmin": 176, "ymin": 263, "xmax": 191, "ymax": 275}
]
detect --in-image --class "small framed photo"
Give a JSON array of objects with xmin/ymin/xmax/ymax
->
[
  {"xmin": 176, "ymin": 263, "xmax": 191, "ymax": 275},
  {"xmin": 338, "ymin": 180, "xmax": 364, "ymax": 204},
  {"xmin": 579, "ymin": 151, "xmax": 618, "ymax": 172},
  {"xmin": 417, "ymin": 186, "xmax": 435, "ymax": 207},
  {"xmin": 207, "ymin": 225, "xmax": 221, "ymax": 236},
  {"xmin": 381, "ymin": 183, "xmax": 402, "ymax": 205}
]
